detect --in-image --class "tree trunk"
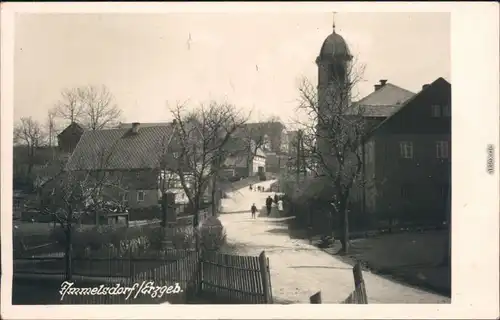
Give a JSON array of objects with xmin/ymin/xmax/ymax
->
[
  {"xmin": 210, "ymin": 176, "xmax": 217, "ymax": 217},
  {"xmin": 336, "ymin": 197, "xmax": 350, "ymax": 254},
  {"xmin": 192, "ymin": 198, "xmax": 201, "ymax": 252},
  {"xmin": 341, "ymin": 207, "xmax": 350, "ymax": 254},
  {"xmin": 64, "ymin": 226, "xmax": 73, "ymax": 281}
]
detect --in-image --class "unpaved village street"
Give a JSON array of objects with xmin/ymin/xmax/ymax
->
[{"xmin": 219, "ymin": 180, "xmax": 450, "ymax": 304}]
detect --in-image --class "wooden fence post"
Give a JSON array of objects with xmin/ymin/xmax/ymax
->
[
  {"xmin": 258, "ymin": 251, "xmax": 272, "ymax": 304},
  {"xmin": 310, "ymin": 291, "xmax": 322, "ymax": 304},
  {"xmin": 353, "ymin": 262, "xmax": 368, "ymax": 304},
  {"xmin": 197, "ymin": 249, "xmax": 204, "ymax": 295}
]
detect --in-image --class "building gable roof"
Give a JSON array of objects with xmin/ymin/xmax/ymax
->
[
  {"xmin": 349, "ymin": 83, "xmax": 415, "ymax": 117},
  {"xmin": 366, "ymin": 77, "xmax": 451, "ymax": 139},
  {"xmin": 66, "ymin": 125, "xmax": 175, "ymax": 171},
  {"xmin": 57, "ymin": 122, "xmax": 85, "ymax": 137}
]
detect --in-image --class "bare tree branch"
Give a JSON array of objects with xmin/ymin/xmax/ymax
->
[
  {"xmin": 13, "ymin": 117, "xmax": 46, "ymax": 176},
  {"xmin": 165, "ymin": 101, "xmax": 247, "ymax": 231},
  {"xmin": 54, "ymin": 85, "xmax": 122, "ymax": 130},
  {"xmin": 54, "ymin": 88, "xmax": 85, "ymax": 124},
  {"xmin": 293, "ymin": 57, "xmax": 367, "ymax": 254}
]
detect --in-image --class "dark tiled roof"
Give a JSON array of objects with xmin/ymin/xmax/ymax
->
[
  {"xmin": 224, "ymin": 155, "xmax": 247, "ymax": 168},
  {"xmin": 57, "ymin": 122, "xmax": 84, "ymax": 137},
  {"xmin": 348, "ymin": 83, "xmax": 415, "ymax": 117},
  {"xmin": 366, "ymin": 77, "xmax": 450, "ymax": 139},
  {"xmin": 66, "ymin": 125, "xmax": 175, "ymax": 171}
]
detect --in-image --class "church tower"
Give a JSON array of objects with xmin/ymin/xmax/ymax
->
[{"xmin": 316, "ymin": 14, "xmax": 353, "ymax": 161}]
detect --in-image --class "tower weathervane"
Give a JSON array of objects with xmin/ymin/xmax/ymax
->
[{"xmin": 332, "ymin": 12, "xmax": 336, "ymax": 32}]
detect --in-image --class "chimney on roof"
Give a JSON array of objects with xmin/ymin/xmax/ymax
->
[
  {"xmin": 374, "ymin": 79, "xmax": 388, "ymax": 91},
  {"xmin": 422, "ymin": 84, "xmax": 430, "ymax": 90},
  {"xmin": 131, "ymin": 122, "xmax": 140, "ymax": 134}
]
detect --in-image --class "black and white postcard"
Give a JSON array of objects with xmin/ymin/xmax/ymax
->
[{"xmin": 1, "ymin": 2, "xmax": 498, "ymax": 319}]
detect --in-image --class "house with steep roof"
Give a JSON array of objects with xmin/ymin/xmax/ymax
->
[
  {"xmin": 351, "ymin": 77, "xmax": 451, "ymax": 227},
  {"xmin": 221, "ymin": 137, "xmax": 267, "ymax": 178},
  {"xmin": 238, "ymin": 121, "xmax": 288, "ymax": 174},
  {"xmin": 65, "ymin": 122, "xmax": 189, "ymax": 220},
  {"xmin": 348, "ymin": 79, "xmax": 416, "ymax": 132}
]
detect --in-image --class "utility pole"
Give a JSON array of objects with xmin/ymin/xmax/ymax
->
[
  {"xmin": 301, "ymin": 134, "xmax": 307, "ymax": 178},
  {"xmin": 296, "ymin": 130, "xmax": 302, "ymax": 184}
]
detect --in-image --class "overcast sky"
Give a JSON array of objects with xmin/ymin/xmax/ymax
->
[{"xmin": 14, "ymin": 12, "xmax": 450, "ymax": 126}]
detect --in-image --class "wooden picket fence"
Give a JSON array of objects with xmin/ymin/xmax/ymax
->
[
  {"xmin": 309, "ymin": 262, "xmax": 368, "ymax": 304},
  {"xmin": 62, "ymin": 250, "xmax": 200, "ymax": 304},
  {"xmin": 198, "ymin": 250, "xmax": 272, "ymax": 304},
  {"xmin": 15, "ymin": 249, "xmax": 274, "ymax": 305}
]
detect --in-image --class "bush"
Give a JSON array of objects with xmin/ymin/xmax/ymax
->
[
  {"xmin": 142, "ymin": 225, "xmax": 195, "ymax": 251},
  {"xmin": 198, "ymin": 216, "xmax": 227, "ymax": 252},
  {"xmin": 49, "ymin": 223, "xmax": 157, "ymax": 258}
]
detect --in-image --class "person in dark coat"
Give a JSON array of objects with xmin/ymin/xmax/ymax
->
[
  {"xmin": 265, "ymin": 196, "xmax": 273, "ymax": 216},
  {"xmin": 251, "ymin": 203, "xmax": 257, "ymax": 219},
  {"xmin": 274, "ymin": 194, "xmax": 278, "ymax": 204}
]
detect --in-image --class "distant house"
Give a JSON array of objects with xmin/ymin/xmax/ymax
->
[
  {"xmin": 264, "ymin": 152, "xmax": 288, "ymax": 174},
  {"xmin": 13, "ymin": 145, "xmax": 71, "ymax": 192},
  {"xmin": 240, "ymin": 121, "xmax": 288, "ymax": 174},
  {"xmin": 243, "ymin": 121, "xmax": 289, "ymax": 154},
  {"xmin": 222, "ymin": 138, "xmax": 266, "ymax": 178},
  {"xmin": 57, "ymin": 122, "xmax": 85, "ymax": 153},
  {"xmin": 352, "ymin": 77, "xmax": 451, "ymax": 225},
  {"xmin": 13, "ymin": 190, "xmax": 27, "ymax": 220}
]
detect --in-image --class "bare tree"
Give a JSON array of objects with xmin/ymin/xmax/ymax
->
[
  {"xmin": 295, "ymin": 58, "xmax": 366, "ymax": 254},
  {"xmin": 54, "ymin": 88, "xmax": 85, "ymax": 124},
  {"xmin": 80, "ymin": 85, "xmax": 122, "ymax": 130},
  {"xmin": 31, "ymin": 145, "xmax": 124, "ymax": 280},
  {"xmin": 13, "ymin": 117, "xmax": 46, "ymax": 176},
  {"xmin": 55, "ymin": 85, "xmax": 122, "ymax": 130},
  {"xmin": 166, "ymin": 102, "xmax": 247, "ymax": 248}
]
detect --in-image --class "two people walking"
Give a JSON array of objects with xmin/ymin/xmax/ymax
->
[
  {"xmin": 250, "ymin": 196, "xmax": 274, "ymax": 219},
  {"xmin": 265, "ymin": 195, "xmax": 283, "ymax": 217},
  {"xmin": 250, "ymin": 184, "xmax": 284, "ymax": 219}
]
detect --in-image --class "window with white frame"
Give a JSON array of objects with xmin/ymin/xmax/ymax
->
[
  {"xmin": 399, "ymin": 141, "xmax": 413, "ymax": 159},
  {"xmin": 137, "ymin": 190, "xmax": 145, "ymax": 202},
  {"xmin": 436, "ymin": 141, "xmax": 449, "ymax": 159},
  {"xmin": 442, "ymin": 104, "xmax": 451, "ymax": 117},
  {"xmin": 431, "ymin": 104, "xmax": 441, "ymax": 117}
]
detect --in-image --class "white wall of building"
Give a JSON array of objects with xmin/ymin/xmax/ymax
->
[{"xmin": 252, "ymin": 155, "xmax": 266, "ymax": 175}]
